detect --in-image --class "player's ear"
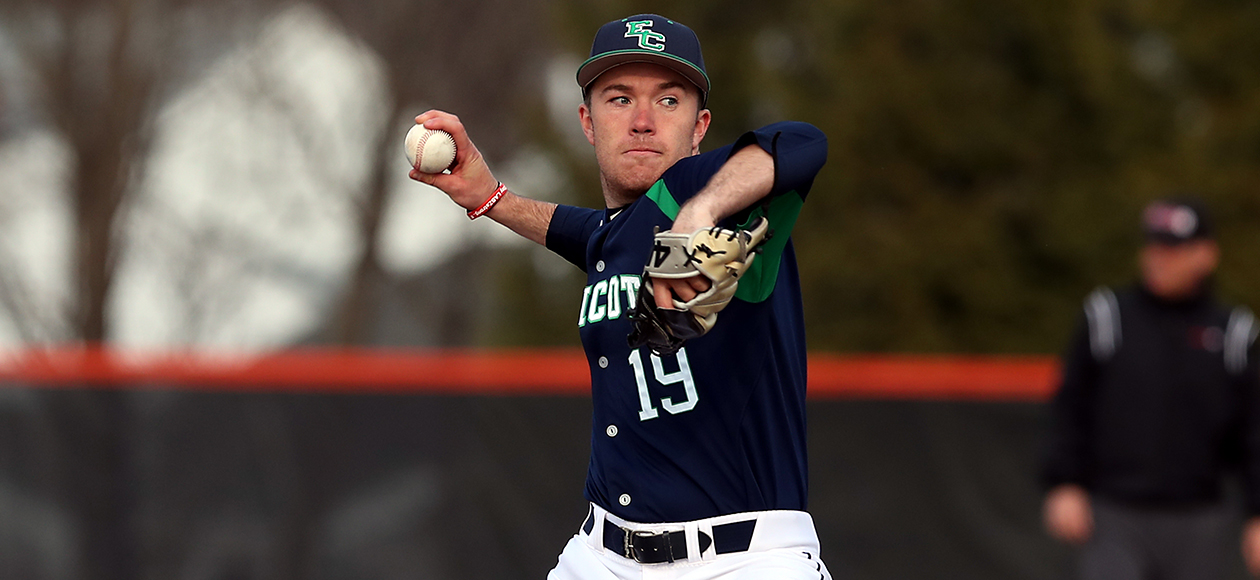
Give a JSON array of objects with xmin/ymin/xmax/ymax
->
[
  {"xmin": 691, "ymin": 108, "xmax": 711, "ymax": 154},
  {"xmin": 579, "ymin": 103, "xmax": 596, "ymax": 146}
]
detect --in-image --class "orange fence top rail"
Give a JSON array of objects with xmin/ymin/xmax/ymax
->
[{"xmin": 0, "ymin": 347, "xmax": 1059, "ymax": 402}]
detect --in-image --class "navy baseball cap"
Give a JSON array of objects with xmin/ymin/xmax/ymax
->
[
  {"xmin": 577, "ymin": 15, "xmax": 710, "ymax": 105},
  {"xmin": 1142, "ymin": 197, "xmax": 1213, "ymax": 245}
]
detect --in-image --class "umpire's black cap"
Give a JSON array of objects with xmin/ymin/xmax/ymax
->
[
  {"xmin": 577, "ymin": 14, "xmax": 710, "ymax": 106},
  {"xmin": 1143, "ymin": 197, "xmax": 1213, "ymax": 245}
]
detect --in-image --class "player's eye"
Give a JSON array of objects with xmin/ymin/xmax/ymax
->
[
  {"xmin": 610, "ymin": 96, "xmax": 631, "ymax": 105},
  {"xmin": 660, "ymin": 96, "xmax": 679, "ymax": 107}
]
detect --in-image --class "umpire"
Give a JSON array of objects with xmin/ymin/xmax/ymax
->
[{"xmin": 1041, "ymin": 197, "xmax": 1260, "ymax": 579}]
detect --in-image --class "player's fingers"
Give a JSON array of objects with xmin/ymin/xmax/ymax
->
[
  {"xmin": 412, "ymin": 113, "xmax": 472, "ymax": 168},
  {"xmin": 653, "ymin": 280, "xmax": 674, "ymax": 310},
  {"xmin": 415, "ymin": 113, "xmax": 463, "ymax": 143},
  {"xmin": 414, "ymin": 110, "xmax": 455, "ymax": 134},
  {"xmin": 685, "ymin": 275, "xmax": 711, "ymax": 293},
  {"xmin": 409, "ymin": 167, "xmax": 455, "ymax": 188},
  {"xmin": 410, "ymin": 169, "xmax": 449, "ymax": 190},
  {"xmin": 450, "ymin": 139, "xmax": 481, "ymax": 168},
  {"xmin": 670, "ymin": 279, "xmax": 698, "ymax": 303},
  {"xmin": 415, "ymin": 109, "xmax": 456, "ymax": 126},
  {"xmin": 418, "ymin": 113, "xmax": 478, "ymax": 157},
  {"xmin": 418, "ymin": 171, "xmax": 463, "ymax": 192},
  {"xmin": 423, "ymin": 126, "xmax": 480, "ymax": 172}
]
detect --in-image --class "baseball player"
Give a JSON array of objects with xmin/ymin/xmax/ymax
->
[{"xmin": 410, "ymin": 14, "xmax": 830, "ymax": 579}]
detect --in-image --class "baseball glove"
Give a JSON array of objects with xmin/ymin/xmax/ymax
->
[{"xmin": 627, "ymin": 217, "xmax": 771, "ymax": 356}]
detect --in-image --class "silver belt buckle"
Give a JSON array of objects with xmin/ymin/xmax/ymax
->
[{"xmin": 627, "ymin": 529, "xmax": 670, "ymax": 563}]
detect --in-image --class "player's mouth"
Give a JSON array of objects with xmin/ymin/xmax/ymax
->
[{"xmin": 624, "ymin": 147, "xmax": 662, "ymax": 156}]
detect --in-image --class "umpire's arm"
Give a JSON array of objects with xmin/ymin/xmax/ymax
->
[{"xmin": 1040, "ymin": 314, "xmax": 1100, "ymax": 545}]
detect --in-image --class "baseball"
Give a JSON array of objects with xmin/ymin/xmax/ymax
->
[{"xmin": 404, "ymin": 124, "xmax": 457, "ymax": 174}]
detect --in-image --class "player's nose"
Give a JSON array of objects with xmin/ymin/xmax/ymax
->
[{"xmin": 630, "ymin": 102, "xmax": 655, "ymax": 134}]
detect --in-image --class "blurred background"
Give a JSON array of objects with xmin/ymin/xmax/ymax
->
[{"xmin": 0, "ymin": 0, "xmax": 1258, "ymax": 578}]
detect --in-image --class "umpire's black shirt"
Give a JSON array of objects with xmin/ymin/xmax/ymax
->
[{"xmin": 1042, "ymin": 283, "xmax": 1260, "ymax": 512}]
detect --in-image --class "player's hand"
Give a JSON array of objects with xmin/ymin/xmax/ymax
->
[
  {"xmin": 1242, "ymin": 517, "xmax": 1260, "ymax": 577},
  {"xmin": 652, "ymin": 202, "xmax": 717, "ymax": 309},
  {"xmin": 409, "ymin": 110, "xmax": 499, "ymax": 212},
  {"xmin": 653, "ymin": 275, "xmax": 711, "ymax": 309},
  {"xmin": 1043, "ymin": 484, "xmax": 1093, "ymax": 545}
]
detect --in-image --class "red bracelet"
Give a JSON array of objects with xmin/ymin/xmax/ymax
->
[{"xmin": 468, "ymin": 182, "xmax": 508, "ymax": 220}]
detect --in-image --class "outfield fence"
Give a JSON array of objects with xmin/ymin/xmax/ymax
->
[{"xmin": 0, "ymin": 347, "xmax": 1246, "ymax": 580}]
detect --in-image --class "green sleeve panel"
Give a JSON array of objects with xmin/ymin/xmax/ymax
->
[
  {"xmin": 643, "ymin": 182, "xmax": 804, "ymax": 305},
  {"xmin": 733, "ymin": 192, "xmax": 803, "ymax": 303},
  {"xmin": 645, "ymin": 182, "xmax": 681, "ymax": 219}
]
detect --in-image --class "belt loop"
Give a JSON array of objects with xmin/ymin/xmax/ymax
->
[
  {"xmin": 582, "ymin": 505, "xmax": 595, "ymax": 536},
  {"xmin": 595, "ymin": 506, "xmax": 606, "ymax": 550},
  {"xmin": 587, "ymin": 503, "xmax": 606, "ymax": 551},
  {"xmin": 683, "ymin": 521, "xmax": 702, "ymax": 562},
  {"xmin": 696, "ymin": 520, "xmax": 716, "ymax": 560}
]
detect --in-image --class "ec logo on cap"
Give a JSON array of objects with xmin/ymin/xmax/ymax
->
[{"xmin": 625, "ymin": 20, "xmax": 666, "ymax": 52}]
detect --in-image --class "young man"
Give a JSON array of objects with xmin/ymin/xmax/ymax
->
[
  {"xmin": 411, "ymin": 14, "xmax": 830, "ymax": 579},
  {"xmin": 1041, "ymin": 198, "xmax": 1260, "ymax": 580}
]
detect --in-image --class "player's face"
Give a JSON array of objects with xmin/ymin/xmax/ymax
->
[
  {"xmin": 579, "ymin": 63, "xmax": 711, "ymax": 206},
  {"xmin": 1140, "ymin": 240, "xmax": 1219, "ymax": 300}
]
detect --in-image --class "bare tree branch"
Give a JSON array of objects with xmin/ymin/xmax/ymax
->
[{"xmin": 316, "ymin": 0, "xmax": 552, "ymax": 345}]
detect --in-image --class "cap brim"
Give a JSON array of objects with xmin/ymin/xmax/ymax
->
[{"xmin": 577, "ymin": 50, "xmax": 710, "ymax": 97}]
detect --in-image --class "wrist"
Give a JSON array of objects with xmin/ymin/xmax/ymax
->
[
  {"xmin": 468, "ymin": 182, "xmax": 507, "ymax": 220},
  {"xmin": 671, "ymin": 201, "xmax": 719, "ymax": 233}
]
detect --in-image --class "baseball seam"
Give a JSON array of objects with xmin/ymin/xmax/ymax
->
[{"xmin": 414, "ymin": 129, "xmax": 431, "ymax": 170}]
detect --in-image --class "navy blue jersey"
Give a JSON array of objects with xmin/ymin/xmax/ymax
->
[{"xmin": 545, "ymin": 122, "xmax": 828, "ymax": 523}]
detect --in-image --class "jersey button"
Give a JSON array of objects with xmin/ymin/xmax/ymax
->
[
  {"xmin": 598, "ymin": 356, "xmax": 608, "ymax": 368},
  {"xmin": 596, "ymin": 260, "xmax": 606, "ymax": 272},
  {"xmin": 619, "ymin": 494, "xmax": 631, "ymax": 506},
  {"xmin": 606, "ymin": 425, "xmax": 618, "ymax": 437}
]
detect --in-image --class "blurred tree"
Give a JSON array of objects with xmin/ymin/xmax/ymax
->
[
  {"xmin": 0, "ymin": 3, "xmax": 284, "ymax": 580},
  {"xmin": 549, "ymin": 0, "xmax": 1260, "ymax": 353},
  {"xmin": 315, "ymin": 0, "xmax": 553, "ymax": 346},
  {"xmin": 0, "ymin": 0, "xmax": 562, "ymax": 577},
  {"xmin": 0, "ymin": 2, "xmax": 1256, "ymax": 353},
  {"xmin": 0, "ymin": 0, "xmax": 272, "ymax": 343}
]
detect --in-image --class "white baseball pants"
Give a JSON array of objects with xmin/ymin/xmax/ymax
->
[{"xmin": 548, "ymin": 503, "xmax": 832, "ymax": 580}]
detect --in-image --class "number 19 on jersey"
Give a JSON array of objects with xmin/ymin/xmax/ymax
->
[{"xmin": 628, "ymin": 348, "xmax": 698, "ymax": 421}]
